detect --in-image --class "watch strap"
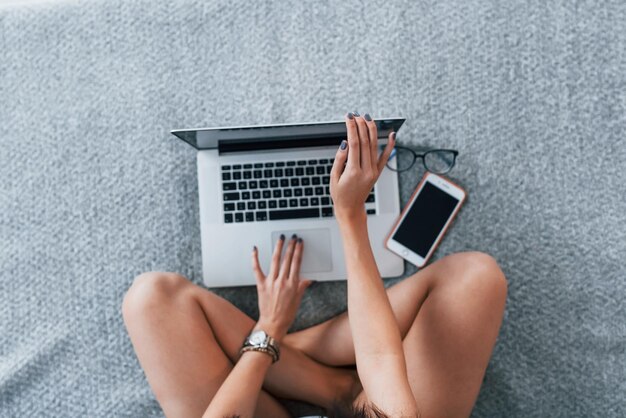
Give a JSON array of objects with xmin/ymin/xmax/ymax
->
[{"xmin": 265, "ymin": 335, "xmax": 280, "ymax": 358}]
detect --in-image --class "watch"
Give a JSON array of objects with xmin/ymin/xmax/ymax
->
[{"xmin": 240, "ymin": 329, "xmax": 280, "ymax": 363}]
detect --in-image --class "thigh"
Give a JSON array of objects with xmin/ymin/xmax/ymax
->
[
  {"xmin": 286, "ymin": 252, "xmax": 505, "ymax": 368},
  {"xmin": 402, "ymin": 252, "xmax": 507, "ymax": 417},
  {"xmin": 285, "ymin": 256, "xmax": 446, "ymax": 366},
  {"xmin": 122, "ymin": 272, "xmax": 289, "ymax": 418}
]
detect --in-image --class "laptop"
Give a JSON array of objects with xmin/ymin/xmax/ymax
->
[{"xmin": 171, "ymin": 118, "xmax": 406, "ymax": 288}]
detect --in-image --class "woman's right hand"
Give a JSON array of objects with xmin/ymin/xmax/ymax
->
[
  {"xmin": 330, "ymin": 112, "xmax": 396, "ymax": 224},
  {"xmin": 251, "ymin": 235, "xmax": 313, "ymax": 342}
]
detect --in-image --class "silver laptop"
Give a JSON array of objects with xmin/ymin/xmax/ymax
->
[{"xmin": 171, "ymin": 118, "xmax": 406, "ymax": 288}]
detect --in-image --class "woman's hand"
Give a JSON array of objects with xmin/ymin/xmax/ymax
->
[
  {"xmin": 251, "ymin": 235, "xmax": 313, "ymax": 342},
  {"xmin": 330, "ymin": 112, "xmax": 396, "ymax": 225}
]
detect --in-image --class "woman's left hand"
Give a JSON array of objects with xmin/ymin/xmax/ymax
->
[
  {"xmin": 330, "ymin": 112, "xmax": 395, "ymax": 224},
  {"xmin": 251, "ymin": 235, "xmax": 313, "ymax": 342}
]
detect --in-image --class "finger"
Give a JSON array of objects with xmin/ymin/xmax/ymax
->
[
  {"xmin": 289, "ymin": 238, "xmax": 304, "ymax": 281},
  {"xmin": 268, "ymin": 234, "xmax": 285, "ymax": 279},
  {"xmin": 354, "ymin": 115, "xmax": 371, "ymax": 170},
  {"xmin": 297, "ymin": 279, "xmax": 314, "ymax": 295},
  {"xmin": 251, "ymin": 246, "xmax": 265, "ymax": 283},
  {"xmin": 377, "ymin": 131, "xmax": 396, "ymax": 173},
  {"xmin": 330, "ymin": 140, "xmax": 348, "ymax": 185},
  {"xmin": 279, "ymin": 234, "xmax": 297, "ymax": 279},
  {"xmin": 345, "ymin": 112, "xmax": 360, "ymax": 169},
  {"xmin": 364, "ymin": 113, "xmax": 378, "ymax": 172}
]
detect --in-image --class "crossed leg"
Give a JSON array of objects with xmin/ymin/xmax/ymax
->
[
  {"xmin": 122, "ymin": 251, "xmax": 506, "ymax": 418},
  {"xmin": 286, "ymin": 251, "xmax": 507, "ymax": 417},
  {"xmin": 122, "ymin": 272, "xmax": 357, "ymax": 417}
]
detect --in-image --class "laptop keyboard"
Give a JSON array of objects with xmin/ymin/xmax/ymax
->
[{"xmin": 221, "ymin": 158, "xmax": 376, "ymax": 223}]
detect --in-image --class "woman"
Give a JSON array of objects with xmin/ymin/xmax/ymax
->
[{"xmin": 123, "ymin": 113, "xmax": 507, "ymax": 418}]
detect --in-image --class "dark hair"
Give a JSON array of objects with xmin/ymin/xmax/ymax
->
[{"xmin": 327, "ymin": 401, "xmax": 391, "ymax": 418}]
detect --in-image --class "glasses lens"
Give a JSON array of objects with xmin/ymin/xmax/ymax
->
[
  {"xmin": 386, "ymin": 147, "xmax": 415, "ymax": 171},
  {"xmin": 424, "ymin": 150, "xmax": 456, "ymax": 173}
]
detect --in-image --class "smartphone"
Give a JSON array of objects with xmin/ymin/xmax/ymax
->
[{"xmin": 386, "ymin": 172, "xmax": 466, "ymax": 267}]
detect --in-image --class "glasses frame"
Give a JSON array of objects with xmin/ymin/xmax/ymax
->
[{"xmin": 385, "ymin": 145, "xmax": 459, "ymax": 174}]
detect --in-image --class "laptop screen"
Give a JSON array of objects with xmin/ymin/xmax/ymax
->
[{"xmin": 171, "ymin": 118, "xmax": 405, "ymax": 151}]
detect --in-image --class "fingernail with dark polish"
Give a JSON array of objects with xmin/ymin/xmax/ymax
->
[
  {"xmin": 364, "ymin": 113, "xmax": 371, "ymax": 121},
  {"xmin": 353, "ymin": 111, "xmax": 360, "ymax": 117},
  {"xmin": 297, "ymin": 238, "xmax": 303, "ymax": 243},
  {"xmin": 291, "ymin": 233, "xmax": 297, "ymax": 240},
  {"xmin": 253, "ymin": 245, "xmax": 257, "ymax": 251},
  {"xmin": 346, "ymin": 112, "xmax": 353, "ymax": 119},
  {"xmin": 391, "ymin": 132, "xmax": 396, "ymax": 141},
  {"xmin": 279, "ymin": 234, "xmax": 285, "ymax": 241},
  {"xmin": 340, "ymin": 140, "xmax": 347, "ymax": 150}
]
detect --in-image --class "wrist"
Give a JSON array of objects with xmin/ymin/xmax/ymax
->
[
  {"xmin": 254, "ymin": 320, "xmax": 286, "ymax": 342},
  {"xmin": 239, "ymin": 349, "xmax": 274, "ymax": 365},
  {"xmin": 335, "ymin": 209, "xmax": 367, "ymax": 231},
  {"xmin": 243, "ymin": 325, "xmax": 282, "ymax": 363}
]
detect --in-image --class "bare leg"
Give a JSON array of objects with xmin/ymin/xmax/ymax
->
[
  {"xmin": 123, "ymin": 250, "xmax": 506, "ymax": 417},
  {"xmin": 284, "ymin": 257, "xmax": 434, "ymax": 366},
  {"xmin": 400, "ymin": 252, "xmax": 507, "ymax": 417},
  {"xmin": 286, "ymin": 251, "xmax": 507, "ymax": 417},
  {"xmin": 122, "ymin": 272, "xmax": 356, "ymax": 417}
]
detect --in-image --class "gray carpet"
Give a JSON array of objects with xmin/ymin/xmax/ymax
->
[{"xmin": 1, "ymin": 0, "xmax": 625, "ymax": 416}]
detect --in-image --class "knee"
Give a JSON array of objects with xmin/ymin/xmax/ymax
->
[
  {"xmin": 122, "ymin": 271, "xmax": 191, "ymax": 321},
  {"xmin": 463, "ymin": 251, "xmax": 506, "ymax": 282},
  {"xmin": 443, "ymin": 251, "xmax": 508, "ymax": 303}
]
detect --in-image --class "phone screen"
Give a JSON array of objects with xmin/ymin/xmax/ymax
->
[{"xmin": 392, "ymin": 182, "xmax": 460, "ymax": 258}]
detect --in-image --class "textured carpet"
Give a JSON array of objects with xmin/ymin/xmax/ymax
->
[{"xmin": 1, "ymin": 0, "xmax": 625, "ymax": 417}]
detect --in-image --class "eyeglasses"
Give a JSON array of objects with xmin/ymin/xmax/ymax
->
[{"xmin": 383, "ymin": 145, "xmax": 459, "ymax": 174}]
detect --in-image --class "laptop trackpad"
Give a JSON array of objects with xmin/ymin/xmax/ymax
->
[{"xmin": 271, "ymin": 228, "xmax": 333, "ymax": 273}]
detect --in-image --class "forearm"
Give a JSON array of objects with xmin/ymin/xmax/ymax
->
[
  {"xmin": 339, "ymin": 216, "xmax": 417, "ymax": 414},
  {"xmin": 339, "ymin": 216, "xmax": 405, "ymax": 360},
  {"xmin": 202, "ymin": 351, "xmax": 272, "ymax": 418}
]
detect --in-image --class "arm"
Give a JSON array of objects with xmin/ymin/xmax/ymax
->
[
  {"xmin": 202, "ymin": 350, "xmax": 272, "ymax": 418},
  {"xmin": 340, "ymin": 217, "xmax": 417, "ymax": 415},
  {"xmin": 330, "ymin": 113, "xmax": 418, "ymax": 416},
  {"xmin": 203, "ymin": 236, "xmax": 312, "ymax": 418}
]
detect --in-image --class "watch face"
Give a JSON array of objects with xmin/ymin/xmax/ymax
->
[{"xmin": 249, "ymin": 330, "xmax": 267, "ymax": 345}]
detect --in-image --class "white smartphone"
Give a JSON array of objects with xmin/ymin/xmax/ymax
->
[{"xmin": 386, "ymin": 172, "xmax": 466, "ymax": 268}]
